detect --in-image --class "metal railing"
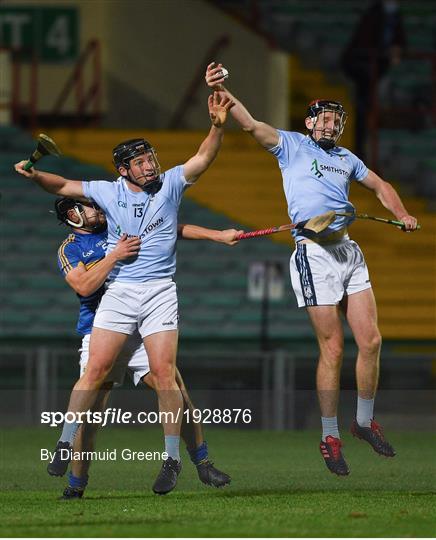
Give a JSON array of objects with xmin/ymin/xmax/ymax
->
[
  {"xmin": 52, "ymin": 39, "xmax": 102, "ymax": 124},
  {"xmin": 0, "ymin": 344, "xmax": 433, "ymax": 429},
  {"xmin": 0, "ymin": 47, "xmax": 38, "ymax": 129},
  {"xmin": 0, "ymin": 346, "xmax": 284, "ymax": 428},
  {"xmin": 168, "ymin": 35, "xmax": 231, "ymax": 128}
]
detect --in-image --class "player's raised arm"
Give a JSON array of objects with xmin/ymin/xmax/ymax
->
[
  {"xmin": 183, "ymin": 92, "xmax": 234, "ymax": 184},
  {"xmin": 178, "ymin": 224, "xmax": 244, "ymax": 245},
  {"xmin": 205, "ymin": 62, "xmax": 279, "ymax": 150},
  {"xmin": 14, "ymin": 160, "xmax": 85, "ymax": 199},
  {"xmin": 360, "ymin": 169, "xmax": 418, "ymax": 231},
  {"xmin": 64, "ymin": 234, "xmax": 141, "ymax": 297}
]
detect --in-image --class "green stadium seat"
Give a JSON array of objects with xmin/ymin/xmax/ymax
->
[
  {"xmin": 0, "ymin": 274, "xmax": 25, "ymax": 290},
  {"xmin": 8, "ymin": 292, "xmax": 51, "ymax": 309},
  {"xmin": 182, "ymin": 309, "xmax": 226, "ymax": 324},
  {"xmin": 1, "ymin": 311, "xmax": 32, "ymax": 326},
  {"xmin": 176, "ymin": 273, "xmax": 215, "ymax": 289},
  {"xmin": 2, "ymin": 256, "xmax": 44, "ymax": 273},
  {"xmin": 38, "ymin": 311, "xmax": 77, "ymax": 325},
  {"xmin": 20, "ymin": 322, "xmax": 76, "ymax": 338},
  {"xmin": 188, "ymin": 256, "xmax": 230, "ymax": 272},
  {"xmin": 202, "ymin": 293, "xmax": 243, "ymax": 308},
  {"xmin": 1, "ymin": 221, "xmax": 32, "ymax": 237},
  {"xmin": 216, "ymin": 274, "xmax": 247, "ymax": 290},
  {"xmin": 231, "ymin": 310, "xmax": 262, "ymax": 323},
  {"xmin": 218, "ymin": 321, "xmax": 261, "ymax": 339},
  {"xmin": 22, "ymin": 241, "xmax": 61, "ymax": 255},
  {"xmin": 26, "ymin": 274, "xmax": 70, "ymax": 291},
  {"xmin": 269, "ymin": 322, "xmax": 314, "ymax": 339},
  {"xmin": 177, "ymin": 295, "xmax": 195, "ymax": 308}
]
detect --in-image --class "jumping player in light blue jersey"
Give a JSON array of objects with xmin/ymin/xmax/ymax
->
[
  {"xmin": 206, "ymin": 63, "xmax": 418, "ymax": 477},
  {"xmin": 54, "ymin": 197, "xmax": 238, "ymax": 499},
  {"xmin": 15, "ymin": 91, "xmax": 235, "ymax": 495}
]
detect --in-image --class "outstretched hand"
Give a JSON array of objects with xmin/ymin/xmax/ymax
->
[
  {"xmin": 208, "ymin": 91, "xmax": 234, "ymax": 128},
  {"xmin": 205, "ymin": 62, "xmax": 227, "ymax": 89}
]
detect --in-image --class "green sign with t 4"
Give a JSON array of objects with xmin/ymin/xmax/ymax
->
[{"xmin": 0, "ymin": 7, "xmax": 78, "ymax": 61}]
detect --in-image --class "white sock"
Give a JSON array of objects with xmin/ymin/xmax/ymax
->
[
  {"xmin": 165, "ymin": 435, "xmax": 180, "ymax": 461},
  {"xmin": 321, "ymin": 416, "xmax": 340, "ymax": 441},
  {"xmin": 59, "ymin": 420, "xmax": 80, "ymax": 445},
  {"xmin": 356, "ymin": 397, "xmax": 374, "ymax": 428}
]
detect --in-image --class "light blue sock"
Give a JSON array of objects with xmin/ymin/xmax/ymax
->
[
  {"xmin": 356, "ymin": 397, "xmax": 374, "ymax": 428},
  {"xmin": 321, "ymin": 416, "xmax": 340, "ymax": 441},
  {"xmin": 59, "ymin": 420, "xmax": 81, "ymax": 446},
  {"xmin": 165, "ymin": 435, "xmax": 180, "ymax": 461}
]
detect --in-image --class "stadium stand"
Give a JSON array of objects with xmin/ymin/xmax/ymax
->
[{"xmin": 1, "ymin": 0, "xmax": 434, "ymax": 342}]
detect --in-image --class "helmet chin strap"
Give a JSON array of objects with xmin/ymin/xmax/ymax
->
[
  {"xmin": 311, "ymin": 134, "xmax": 336, "ymax": 150},
  {"xmin": 66, "ymin": 206, "xmax": 85, "ymax": 228},
  {"xmin": 67, "ymin": 206, "xmax": 106, "ymax": 233},
  {"xmin": 126, "ymin": 170, "xmax": 162, "ymax": 194},
  {"xmin": 309, "ymin": 109, "xmax": 345, "ymax": 150}
]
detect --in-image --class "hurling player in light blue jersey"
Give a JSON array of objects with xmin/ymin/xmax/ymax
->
[
  {"xmin": 54, "ymin": 197, "xmax": 238, "ymax": 499},
  {"xmin": 15, "ymin": 91, "xmax": 235, "ymax": 494},
  {"xmin": 206, "ymin": 63, "xmax": 418, "ymax": 477}
]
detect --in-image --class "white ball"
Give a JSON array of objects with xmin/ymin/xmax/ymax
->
[{"xmin": 220, "ymin": 67, "xmax": 229, "ymax": 80}]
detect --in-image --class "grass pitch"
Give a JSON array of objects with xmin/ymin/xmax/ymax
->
[{"xmin": 0, "ymin": 427, "xmax": 435, "ymax": 537}]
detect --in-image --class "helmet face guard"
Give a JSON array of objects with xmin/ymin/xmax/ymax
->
[
  {"xmin": 54, "ymin": 197, "xmax": 106, "ymax": 233},
  {"xmin": 112, "ymin": 138, "xmax": 161, "ymax": 191},
  {"xmin": 307, "ymin": 100, "xmax": 347, "ymax": 150}
]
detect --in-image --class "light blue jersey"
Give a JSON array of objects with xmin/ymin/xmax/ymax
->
[
  {"xmin": 82, "ymin": 165, "xmax": 188, "ymax": 282},
  {"xmin": 268, "ymin": 131, "xmax": 368, "ymax": 240}
]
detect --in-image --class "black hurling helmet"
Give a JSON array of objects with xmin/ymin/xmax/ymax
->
[
  {"xmin": 307, "ymin": 99, "xmax": 347, "ymax": 150},
  {"xmin": 112, "ymin": 138, "xmax": 161, "ymax": 191},
  {"xmin": 54, "ymin": 197, "xmax": 106, "ymax": 233}
]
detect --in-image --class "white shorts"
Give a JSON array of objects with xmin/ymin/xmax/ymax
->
[
  {"xmin": 79, "ymin": 332, "xmax": 150, "ymax": 386},
  {"xmin": 290, "ymin": 239, "xmax": 371, "ymax": 307},
  {"xmin": 93, "ymin": 279, "xmax": 179, "ymax": 339}
]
